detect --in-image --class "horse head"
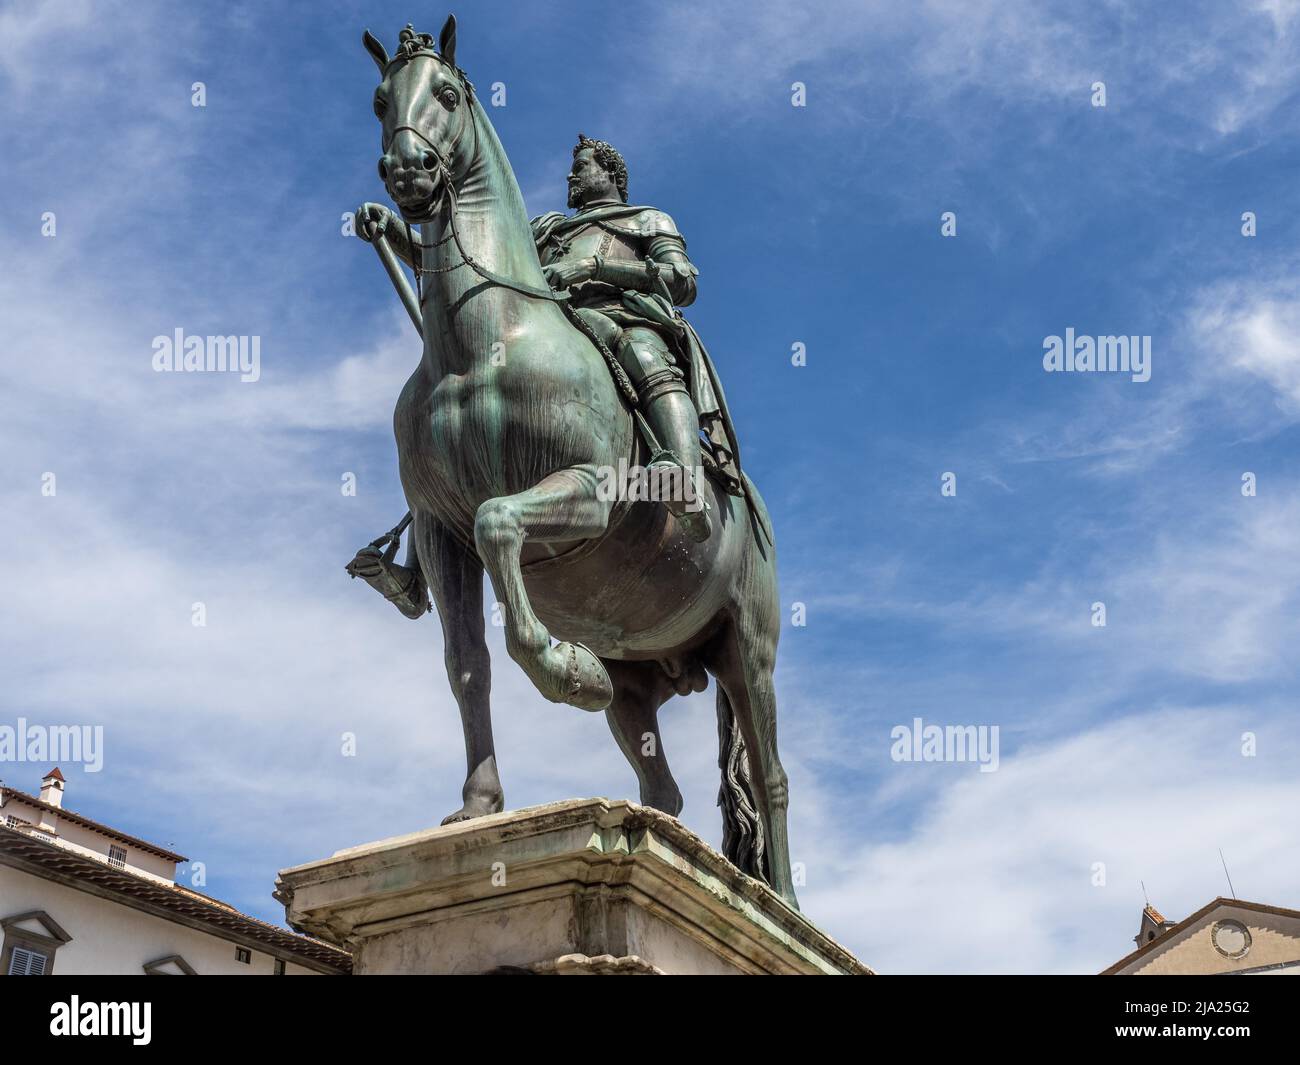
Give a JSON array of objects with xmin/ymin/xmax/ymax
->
[{"xmin": 365, "ymin": 16, "xmax": 474, "ymax": 223}]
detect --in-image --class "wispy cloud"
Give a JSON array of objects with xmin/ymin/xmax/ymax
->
[{"xmin": 798, "ymin": 706, "xmax": 1298, "ymax": 974}]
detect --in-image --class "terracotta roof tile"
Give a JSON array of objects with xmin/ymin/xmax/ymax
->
[
  {"xmin": 0, "ymin": 785, "xmax": 187, "ymax": 863},
  {"xmin": 0, "ymin": 823, "xmax": 349, "ymax": 973}
]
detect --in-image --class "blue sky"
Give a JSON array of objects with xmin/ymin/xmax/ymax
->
[{"xmin": 3, "ymin": 0, "xmax": 1300, "ymax": 974}]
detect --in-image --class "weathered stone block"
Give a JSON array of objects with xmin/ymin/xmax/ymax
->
[{"xmin": 275, "ymin": 798, "xmax": 869, "ymax": 975}]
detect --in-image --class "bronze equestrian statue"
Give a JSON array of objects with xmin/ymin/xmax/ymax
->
[{"xmin": 344, "ymin": 17, "xmax": 797, "ymax": 907}]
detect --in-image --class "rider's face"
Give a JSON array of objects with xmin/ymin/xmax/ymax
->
[{"xmin": 567, "ymin": 148, "xmax": 616, "ymax": 208}]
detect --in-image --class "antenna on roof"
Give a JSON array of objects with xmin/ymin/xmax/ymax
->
[
  {"xmin": 1141, "ymin": 880, "xmax": 1150, "ymax": 908},
  {"xmin": 1218, "ymin": 848, "xmax": 1237, "ymax": 900}
]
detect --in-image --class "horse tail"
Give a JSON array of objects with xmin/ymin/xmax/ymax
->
[{"xmin": 716, "ymin": 683, "xmax": 767, "ymax": 881}]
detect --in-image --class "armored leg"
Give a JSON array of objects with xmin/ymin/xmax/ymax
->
[
  {"xmin": 618, "ymin": 327, "xmax": 710, "ymax": 542},
  {"xmin": 572, "ymin": 305, "xmax": 622, "ymax": 353}
]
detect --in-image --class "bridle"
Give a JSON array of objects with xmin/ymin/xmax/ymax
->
[
  {"xmin": 380, "ymin": 52, "xmax": 567, "ymax": 305},
  {"xmin": 374, "ymin": 53, "xmax": 639, "ymax": 420}
]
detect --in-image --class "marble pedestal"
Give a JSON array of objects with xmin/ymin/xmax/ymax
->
[{"xmin": 274, "ymin": 798, "xmax": 870, "ymax": 975}]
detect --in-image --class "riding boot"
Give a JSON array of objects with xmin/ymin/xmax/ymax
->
[{"xmin": 639, "ymin": 370, "xmax": 711, "ymax": 542}]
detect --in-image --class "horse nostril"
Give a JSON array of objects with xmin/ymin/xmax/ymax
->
[
  {"xmin": 378, "ymin": 157, "xmax": 390, "ymax": 182},
  {"xmin": 421, "ymin": 150, "xmax": 438, "ymax": 171}
]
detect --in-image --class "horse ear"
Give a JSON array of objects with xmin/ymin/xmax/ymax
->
[
  {"xmin": 439, "ymin": 14, "xmax": 457, "ymax": 68},
  {"xmin": 362, "ymin": 29, "xmax": 389, "ymax": 73}
]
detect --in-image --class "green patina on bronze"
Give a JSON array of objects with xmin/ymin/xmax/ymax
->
[{"xmin": 343, "ymin": 17, "xmax": 797, "ymax": 908}]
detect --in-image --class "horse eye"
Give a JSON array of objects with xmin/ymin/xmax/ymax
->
[
  {"xmin": 439, "ymin": 88, "xmax": 458, "ymax": 109},
  {"xmin": 373, "ymin": 96, "xmax": 387, "ymax": 118}
]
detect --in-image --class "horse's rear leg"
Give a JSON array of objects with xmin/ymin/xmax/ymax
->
[
  {"xmin": 413, "ymin": 512, "xmax": 503, "ymax": 825},
  {"xmin": 707, "ymin": 609, "xmax": 798, "ymax": 909},
  {"xmin": 474, "ymin": 465, "xmax": 614, "ymax": 710},
  {"xmin": 603, "ymin": 659, "xmax": 684, "ymax": 817}
]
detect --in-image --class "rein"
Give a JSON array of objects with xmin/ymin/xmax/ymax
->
[
  {"xmin": 384, "ymin": 107, "xmax": 568, "ymax": 305},
  {"xmin": 378, "ymin": 61, "xmax": 642, "ymax": 429}
]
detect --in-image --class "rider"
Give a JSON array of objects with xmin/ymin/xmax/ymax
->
[
  {"xmin": 531, "ymin": 133, "xmax": 714, "ymax": 542},
  {"xmin": 348, "ymin": 134, "xmax": 747, "ymax": 614}
]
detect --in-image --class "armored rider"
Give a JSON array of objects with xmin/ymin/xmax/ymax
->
[{"xmin": 532, "ymin": 132, "xmax": 713, "ymax": 542}]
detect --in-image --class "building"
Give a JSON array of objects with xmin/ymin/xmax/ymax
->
[
  {"xmin": 1, "ymin": 768, "xmax": 349, "ymax": 975},
  {"xmin": 1103, "ymin": 897, "xmax": 1300, "ymax": 975}
]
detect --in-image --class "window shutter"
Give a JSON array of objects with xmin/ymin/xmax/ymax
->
[{"xmin": 8, "ymin": 948, "xmax": 48, "ymax": 975}]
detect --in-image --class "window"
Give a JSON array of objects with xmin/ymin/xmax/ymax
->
[
  {"xmin": 1, "ymin": 911, "xmax": 71, "ymax": 976},
  {"xmin": 273, "ymin": 958, "xmax": 286, "ymax": 975},
  {"xmin": 8, "ymin": 947, "xmax": 48, "ymax": 975},
  {"xmin": 235, "ymin": 947, "xmax": 251, "ymax": 964},
  {"xmin": 4, "ymin": 815, "xmax": 19, "ymax": 828},
  {"xmin": 1211, "ymin": 919, "xmax": 1252, "ymax": 960},
  {"xmin": 108, "ymin": 844, "xmax": 127, "ymax": 869}
]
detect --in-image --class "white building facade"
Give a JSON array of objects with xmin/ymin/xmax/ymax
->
[{"xmin": 1, "ymin": 769, "xmax": 348, "ymax": 976}]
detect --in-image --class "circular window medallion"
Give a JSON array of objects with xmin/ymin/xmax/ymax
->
[{"xmin": 1211, "ymin": 919, "xmax": 1251, "ymax": 960}]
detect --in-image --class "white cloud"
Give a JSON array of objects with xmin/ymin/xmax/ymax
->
[
  {"xmin": 1192, "ymin": 276, "xmax": 1300, "ymax": 414},
  {"xmin": 804, "ymin": 484, "xmax": 1300, "ymax": 689},
  {"xmin": 990, "ymin": 259, "xmax": 1300, "ymax": 473},
  {"xmin": 0, "ymin": 0, "xmax": 96, "ymax": 93},
  {"xmin": 797, "ymin": 707, "xmax": 1300, "ymax": 973},
  {"xmin": 619, "ymin": 0, "xmax": 1300, "ymax": 143}
]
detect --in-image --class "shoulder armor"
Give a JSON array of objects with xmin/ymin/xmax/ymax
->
[
  {"xmin": 530, "ymin": 211, "xmax": 565, "ymax": 237},
  {"xmin": 606, "ymin": 207, "xmax": 683, "ymax": 241}
]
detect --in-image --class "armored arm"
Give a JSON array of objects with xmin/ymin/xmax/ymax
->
[{"xmin": 592, "ymin": 236, "xmax": 699, "ymax": 307}]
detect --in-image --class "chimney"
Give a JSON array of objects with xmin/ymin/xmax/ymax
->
[{"xmin": 39, "ymin": 767, "xmax": 65, "ymax": 809}]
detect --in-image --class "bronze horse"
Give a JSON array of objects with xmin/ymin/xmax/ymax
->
[{"xmin": 358, "ymin": 17, "xmax": 796, "ymax": 907}]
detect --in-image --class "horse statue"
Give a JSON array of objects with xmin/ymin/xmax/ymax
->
[{"xmin": 349, "ymin": 16, "xmax": 797, "ymax": 908}]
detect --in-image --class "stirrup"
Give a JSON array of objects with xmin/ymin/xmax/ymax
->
[
  {"xmin": 346, "ymin": 526, "xmax": 429, "ymax": 620},
  {"xmin": 647, "ymin": 449, "xmax": 711, "ymax": 541}
]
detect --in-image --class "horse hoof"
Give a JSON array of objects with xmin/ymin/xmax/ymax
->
[
  {"xmin": 557, "ymin": 641, "xmax": 613, "ymax": 711},
  {"xmin": 440, "ymin": 795, "xmax": 503, "ymax": 825}
]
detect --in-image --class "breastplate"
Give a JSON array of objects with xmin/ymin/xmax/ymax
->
[{"xmin": 540, "ymin": 221, "xmax": 643, "ymax": 267}]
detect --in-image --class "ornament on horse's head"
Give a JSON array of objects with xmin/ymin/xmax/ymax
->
[
  {"xmin": 397, "ymin": 24, "xmax": 438, "ymax": 59},
  {"xmin": 362, "ymin": 15, "xmax": 471, "ymax": 96}
]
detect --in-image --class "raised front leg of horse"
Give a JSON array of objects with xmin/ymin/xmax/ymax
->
[
  {"xmin": 473, "ymin": 465, "xmax": 616, "ymax": 711},
  {"xmin": 412, "ymin": 511, "xmax": 504, "ymax": 824}
]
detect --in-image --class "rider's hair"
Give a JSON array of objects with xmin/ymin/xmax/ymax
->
[{"xmin": 575, "ymin": 133, "xmax": 628, "ymax": 202}]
